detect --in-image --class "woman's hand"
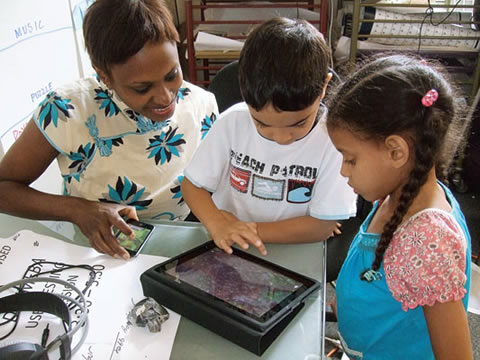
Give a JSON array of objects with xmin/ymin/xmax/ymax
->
[{"xmin": 70, "ymin": 199, "xmax": 139, "ymax": 259}]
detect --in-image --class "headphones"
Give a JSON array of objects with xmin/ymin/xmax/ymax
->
[{"xmin": 0, "ymin": 277, "xmax": 89, "ymax": 360}]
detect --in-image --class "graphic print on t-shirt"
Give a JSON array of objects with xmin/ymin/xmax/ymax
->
[
  {"xmin": 251, "ymin": 175, "xmax": 285, "ymax": 201},
  {"xmin": 230, "ymin": 165, "xmax": 250, "ymax": 193},
  {"xmin": 229, "ymin": 149, "xmax": 319, "ymax": 203},
  {"xmin": 287, "ymin": 179, "xmax": 315, "ymax": 204}
]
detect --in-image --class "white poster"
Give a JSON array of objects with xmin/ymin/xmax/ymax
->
[
  {"xmin": 69, "ymin": 0, "xmax": 95, "ymax": 78},
  {"xmin": 468, "ymin": 262, "xmax": 480, "ymax": 315},
  {"xmin": 0, "ymin": 0, "xmax": 81, "ymax": 151},
  {"xmin": 0, "ymin": 230, "xmax": 180, "ymax": 359}
]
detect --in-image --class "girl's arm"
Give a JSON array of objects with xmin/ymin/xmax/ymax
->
[
  {"xmin": 0, "ymin": 120, "xmax": 136, "ymax": 259},
  {"xmin": 424, "ymin": 300, "xmax": 473, "ymax": 359},
  {"xmin": 181, "ymin": 177, "xmax": 266, "ymax": 255}
]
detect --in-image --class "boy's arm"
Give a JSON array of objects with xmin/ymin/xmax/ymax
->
[
  {"xmin": 181, "ymin": 178, "xmax": 267, "ymax": 255},
  {"xmin": 256, "ymin": 216, "xmax": 339, "ymax": 244}
]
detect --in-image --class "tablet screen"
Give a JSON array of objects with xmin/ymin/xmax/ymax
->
[{"xmin": 164, "ymin": 247, "xmax": 305, "ymax": 319}]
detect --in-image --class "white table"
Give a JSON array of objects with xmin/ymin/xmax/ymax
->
[{"xmin": 0, "ymin": 214, "xmax": 327, "ymax": 359}]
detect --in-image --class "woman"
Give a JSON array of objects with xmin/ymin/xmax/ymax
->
[{"xmin": 0, "ymin": 0, "xmax": 218, "ymax": 259}]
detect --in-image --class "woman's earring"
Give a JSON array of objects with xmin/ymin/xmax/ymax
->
[
  {"xmin": 95, "ymin": 69, "xmax": 111, "ymax": 88},
  {"xmin": 100, "ymin": 77, "xmax": 110, "ymax": 88}
]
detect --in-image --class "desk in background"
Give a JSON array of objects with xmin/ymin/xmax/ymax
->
[{"xmin": 0, "ymin": 214, "xmax": 326, "ymax": 359}]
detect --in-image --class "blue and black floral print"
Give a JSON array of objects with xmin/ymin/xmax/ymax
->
[
  {"xmin": 38, "ymin": 92, "xmax": 74, "ymax": 130},
  {"xmin": 100, "ymin": 176, "xmax": 153, "ymax": 210},
  {"xmin": 32, "ymin": 77, "xmax": 218, "ymax": 220},
  {"xmin": 146, "ymin": 127, "xmax": 186, "ymax": 165},
  {"xmin": 170, "ymin": 175, "xmax": 184, "ymax": 205},
  {"xmin": 94, "ymin": 87, "xmax": 120, "ymax": 117},
  {"xmin": 201, "ymin": 112, "xmax": 217, "ymax": 140}
]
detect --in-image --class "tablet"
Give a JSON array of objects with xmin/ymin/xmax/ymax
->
[{"xmin": 147, "ymin": 241, "xmax": 321, "ymax": 330}]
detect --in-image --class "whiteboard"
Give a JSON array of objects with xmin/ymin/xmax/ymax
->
[{"xmin": 0, "ymin": 0, "xmax": 95, "ymax": 194}]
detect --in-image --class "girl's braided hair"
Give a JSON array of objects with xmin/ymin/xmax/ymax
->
[{"xmin": 326, "ymin": 54, "xmax": 468, "ymax": 278}]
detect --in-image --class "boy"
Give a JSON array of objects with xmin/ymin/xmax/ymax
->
[{"xmin": 181, "ymin": 17, "xmax": 356, "ymax": 255}]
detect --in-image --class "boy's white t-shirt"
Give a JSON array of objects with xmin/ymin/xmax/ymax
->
[{"xmin": 185, "ymin": 102, "xmax": 357, "ymax": 222}]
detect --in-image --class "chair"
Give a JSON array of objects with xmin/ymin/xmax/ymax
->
[
  {"xmin": 207, "ymin": 60, "xmax": 242, "ymax": 113},
  {"xmin": 326, "ymin": 196, "xmax": 372, "ymax": 284},
  {"xmin": 324, "ymin": 196, "xmax": 371, "ymax": 332},
  {"xmin": 208, "ymin": 61, "xmax": 345, "ymax": 115}
]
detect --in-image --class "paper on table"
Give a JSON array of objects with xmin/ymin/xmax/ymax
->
[
  {"xmin": 194, "ymin": 31, "xmax": 244, "ymax": 52},
  {"xmin": 468, "ymin": 262, "xmax": 480, "ymax": 315},
  {"xmin": 0, "ymin": 230, "xmax": 180, "ymax": 360},
  {"xmin": 198, "ymin": 3, "xmax": 320, "ymax": 38}
]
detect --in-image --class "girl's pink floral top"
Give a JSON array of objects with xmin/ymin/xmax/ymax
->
[{"xmin": 384, "ymin": 209, "xmax": 467, "ymax": 311}]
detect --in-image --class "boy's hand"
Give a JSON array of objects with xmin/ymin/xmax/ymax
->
[
  {"xmin": 210, "ymin": 211, "xmax": 267, "ymax": 256},
  {"xmin": 330, "ymin": 222, "xmax": 342, "ymax": 237}
]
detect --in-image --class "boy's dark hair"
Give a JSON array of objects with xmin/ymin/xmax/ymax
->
[
  {"xmin": 238, "ymin": 17, "xmax": 331, "ymax": 112},
  {"xmin": 326, "ymin": 54, "xmax": 468, "ymax": 278},
  {"xmin": 83, "ymin": 0, "xmax": 179, "ymax": 75}
]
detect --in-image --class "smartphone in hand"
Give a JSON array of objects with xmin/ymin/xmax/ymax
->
[{"xmin": 116, "ymin": 219, "xmax": 155, "ymax": 257}]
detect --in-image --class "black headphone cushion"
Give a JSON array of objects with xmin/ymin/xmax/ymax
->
[{"xmin": 0, "ymin": 342, "xmax": 48, "ymax": 360}]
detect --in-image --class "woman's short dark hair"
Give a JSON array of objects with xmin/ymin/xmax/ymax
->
[
  {"xmin": 238, "ymin": 17, "xmax": 331, "ymax": 112},
  {"xmin": 83, "ymin": 0, "xmax": 179, "ymax": 74}
]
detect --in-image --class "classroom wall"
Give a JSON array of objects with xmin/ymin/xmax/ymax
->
[
  {"xmin": 0, "ymin": 0, "xmax": 94, "ymax": 193},
  {"xmin": 167, "ymin": 0, "xmax": 185, "ymax": 27}
]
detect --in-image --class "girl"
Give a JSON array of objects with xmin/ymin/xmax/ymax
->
[{"xmin": 326, "ymin": 55, "xmax": 473, "ymax": 359}]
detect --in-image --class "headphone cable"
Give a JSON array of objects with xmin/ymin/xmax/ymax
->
[
  {"xmin": 0, "ymin": 277, "xmax": 89, "ymax": 359},
  {"xmin": 0, "ymin": 261, "xmax": 96, "ymax": 343}
]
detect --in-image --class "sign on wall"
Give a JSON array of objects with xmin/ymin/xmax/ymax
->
[{"xmin": 0, "ymin": 0, "xmax": 93, "ymax": 152}]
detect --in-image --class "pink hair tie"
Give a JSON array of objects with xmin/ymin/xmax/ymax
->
[{"xmin": 421, "ymin": 89, "xmax": 439, "ymax": 107}]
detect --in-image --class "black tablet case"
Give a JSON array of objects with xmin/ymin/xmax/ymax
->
[{"xmin": 140, "ymin": 243, "xmax": 320, "ymax": 356}]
